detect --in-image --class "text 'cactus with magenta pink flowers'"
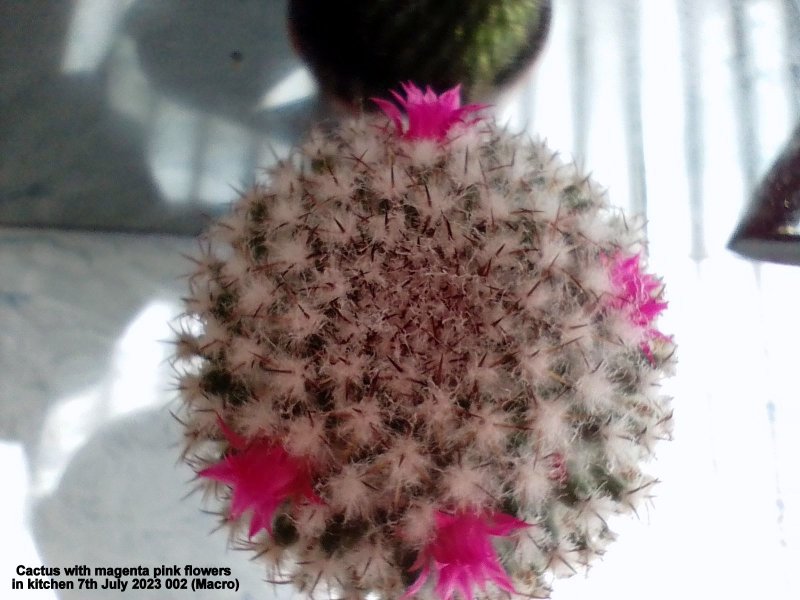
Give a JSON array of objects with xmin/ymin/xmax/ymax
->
[{"xmin": 175, "ymin": 83, "xmax": 675, "ymax": 600}]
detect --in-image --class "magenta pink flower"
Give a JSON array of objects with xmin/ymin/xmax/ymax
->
[
  {"xmin": 403, "ymin": 510, "xmax": 528, "ymax": 600},
  {"xmin": 372, "ymin": 82, "xmax": 487, "ymax": 141},
  {"xmin": 606, "ymin": 252, "xmax": 669, "ymax": 360},
  {"xmin": 199, "ymin": 417, "xmax": 321, "ymax": 538}
]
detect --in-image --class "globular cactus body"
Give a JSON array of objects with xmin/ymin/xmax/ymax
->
[{"xmin": 176, "ymin": 83, "xmax": 674, "ymax": 600}]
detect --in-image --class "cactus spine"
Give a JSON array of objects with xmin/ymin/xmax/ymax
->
[{"xmin": 175, "ymin": 84, "xmax": 674, "ymax": 600}]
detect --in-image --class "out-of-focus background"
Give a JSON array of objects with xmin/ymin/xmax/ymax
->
[{"xmin": 1, "ymin": 0, "xmax": 799, "ymax": 598}]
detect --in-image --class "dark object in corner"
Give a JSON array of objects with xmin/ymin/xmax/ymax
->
[{"xmin": 729, "ymin": 124, "xmax": 800, "ymax": 266}]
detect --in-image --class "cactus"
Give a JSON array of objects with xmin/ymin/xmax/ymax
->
[
  {"xmin": 289, "ymin": 0, "xmax": 552, "ymax": 104},
  {"xmin": 175, "ymin": 83, "xmax": 675, "ymax": 600}
]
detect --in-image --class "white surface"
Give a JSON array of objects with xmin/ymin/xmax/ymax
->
[{"xmin": 0, "ymin": 232, "xmax": 285, "ymax": 599}]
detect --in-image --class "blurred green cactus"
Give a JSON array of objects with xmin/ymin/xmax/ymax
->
[{"xmin": 288, "ymin": 0, "xmax": 551, "ymax": 105}]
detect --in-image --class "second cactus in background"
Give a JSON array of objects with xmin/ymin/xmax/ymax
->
[{"xmin": 288, "ymin": 0, "xmax": 552, "ymax": 107}]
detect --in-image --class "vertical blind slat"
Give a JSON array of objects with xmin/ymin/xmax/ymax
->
[
  {"xmin": 678, "ymin": 0, "xmax": 707, "ymax": 261},
  {"xmin": 730, "ymin": 0, "xmax": 761, "ymax": 193},
  {"xmin": 620, "ymin": 0, "xmax": 648, "ymax": 225}
]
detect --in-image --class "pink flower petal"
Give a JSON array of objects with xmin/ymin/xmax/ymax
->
[
  {"xmin": 372, "ymin": 98, "xmax": 404, "ymax": 133},
  {"xmin": 401, "ymin": 564, "xmax": 430, "ymax": 600},
  {"xmin": 605, "ymin": 252, "xmax": 670, "ymax": 361},
  {"xmin": 371, "ymin": 82, "xmax": 487, "ymax": 141},
  {"xmin": 199, "ymin": 419, "xmax": 320, "ymax": 538},
  {"xmin": 214, "ymin": 413, "xmax": 247, "ymax": 450},
  {"xmin": 404, "ymin": 510, "xmax": 528, "ymax": 600}
]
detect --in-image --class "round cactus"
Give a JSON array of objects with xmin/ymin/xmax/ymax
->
[
  {"xmin": 288, "ymin": 0, "xmax": 552, "ymax": 104},
  {"xmin": 175, "ymin": 83, "xmax": 675, "ymax": 600}
]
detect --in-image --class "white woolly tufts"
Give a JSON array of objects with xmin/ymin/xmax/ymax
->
[
  {"xmin": 532, "ymin": 400, "xmax": 573, "ymax": 452},
  {"xmin": 402, "ymin": 503, "xmax": 436, "ymax": 547},
  {"xmin": 469, "ymin": 406, "xmax": 512, "ymax": 453},
  {"xmin": 405, "ymin": 139, "xmax": 439, "ymax": 166},
  {"xmin": 581, "ymin": 260, "xmax": 614, "ymax": 298},
  {"xmin": 441, "ymin": 463, "xmax": 490, "ymax": 508},
  {"xmin": 295, "ymin": 504, "xmax": 330, "ymax": 539},
  {"xmin": 340, "ymin": 399, "xmax": 383, "ymax": 446},
  {"xmin": 177, "ymin": 109, "xmax": 676, "ymax": 600},
  {"xmin": 381, "ymin": 437, "xmax": 429, "ymax": 491},
  {"xmin": 226, "ymin": 336, "xmax": 262, "ymax": 372},
  {"xmin": 234, "ymin": 397, "xmax": 280, "ymax": 439},
  {"xmin": 270, "ymin": 237, "xmax": 311, "ymax": 269},
  {"xmin": 238, "ymin": 277, "xmax": 276, "ymax": 317},
  {"xmin": 538, "ymin": 228, "xmax": 574, "ymax": 271},
  {"xmin": 574, "ymin": 368, "xmax": 616, "ymax": 414},
  {"xmin": 264, "ymin": 356, "xmax": 307, "ymax": 398},
  {"xmin": 271, "ymin": 198, "xmax": 305, "ymax": 227},
  {"xmin": 514, "ymin": 456, "xmax": 556, "ymax": 508},
  {"xmin": 201, "ymin": 317, "xmax": 230, "ymax": 349},
  {"xmin": 285, "ymin": 415, "xmax": 326, "ymax": 461},
  {"xmin": 328, "ymin": 464, "xmax": 372, "ymax": 520}
]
